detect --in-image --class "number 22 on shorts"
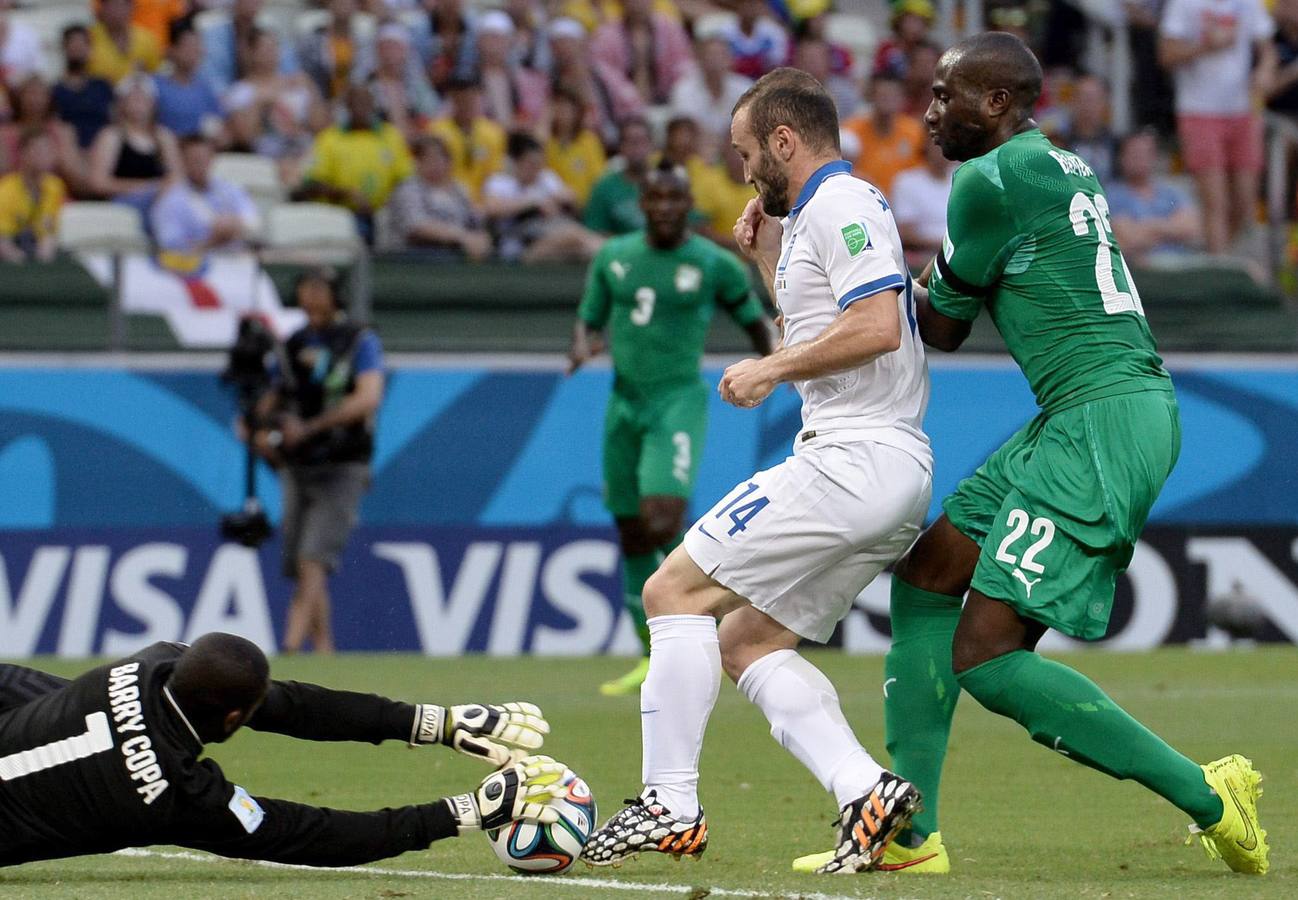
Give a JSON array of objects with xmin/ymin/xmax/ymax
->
[{"xmin": 995, "ymin": 508, "xmax": 1055, "ymax": 574}]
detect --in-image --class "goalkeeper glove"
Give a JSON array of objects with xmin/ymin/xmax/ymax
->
[
  {"xmin": 410, "ymin": 702, "xmax": 549, "ymax": 766},
  {"xmin": 445, "ymin": 755, "xmax": 568, "ymax": 835}
]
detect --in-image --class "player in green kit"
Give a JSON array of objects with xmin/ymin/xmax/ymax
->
[
  {"xmin": 794, "ymin": 32, "xmax": 1268, "ymax": 877},
  {"xmin": 569, "ymin": 162, "xmax": 773, "ymax": 696}
]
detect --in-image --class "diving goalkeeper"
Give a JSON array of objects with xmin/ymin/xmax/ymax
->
[{"xmin": 0, "ymin": 633, "xmax": 568, "ymax": 868}]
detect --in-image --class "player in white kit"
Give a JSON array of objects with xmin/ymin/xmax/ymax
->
[{"xmin": 581, "ymin": 69, "xmax": 933, "ymax": 875}]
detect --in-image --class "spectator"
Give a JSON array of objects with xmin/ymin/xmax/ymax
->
[
  {"xmin": 727, "ymin": 0, "xmax": 789, "ymax": 81},
  {"xmin": 1266, "ymin": 0, "xmax": 1298, "ymax": 115},
  {"xmin": 87, "ymin": 74, "xmax": 180, "ymax": 208},
  {"xmin": 874, "ymin": 0, "xmax": 934, "ymax": 78},
  {"xmin": 545, "ymin": 86, "xmax": 606, "ymax": 208},
  {"xmin": 89, "ymin": 0, "xmax": 164, "ymax": 84},
  {"xmin": 414, "ymin": 0, "xmax": 479, "ymax": 94},
  {"xmin": 1057, "ymin": 74, "xmax": 1118, "ymax": 184},
  {"xmin": 482, "ymin": 131, "xmax": 602, "ymax": 262},
  {"xmin": 669, "ymin": 32, "xmax": 753, "ymax": 157},
  {"xmin": 224, "ymin": 29, "xmax": 325, "ymax": 185},
  {"xmin": 202, "ymin": 0, "xmax": 298, "ymax": 95},
  {"xmin": 0, "ymin": 77, "xmax": 84, "ymax": 197},
  {"xmin": 1159, "ymin": 0, "xmax": 1277, "ymax": 253},
  {"xmin": 548, "ymin": 17, "xmax": 642, "ymax": 147},
  {"xmin": 0, "ymin": 130, "xmax": 65, "ymax": 264},
  {"xmin": 843, "ymin": 73, "xmax": 925, "ymax": 197},
  {"xmin": 503, "ymin": 0, "xmax": 551, "ymax": 74},
  {"xmin": 151, "ymin": 134, "xmax": 261, "ymax": 254},
  {"xmin": 389, "ymin": 134, "xmax": 493, "ymax": 257},
  {"xmin": 154, "ymin": 20, "xmax": 225, "ymax": 141},
  {"xmin": 660, "ymin": 115, "xmax": 714, "ymax": 193},
  {"xmin": 0, "ymin": 0, "xmax": 45, "ymax": 90},
  {"xmin": 299, "ymin": 0, "xmax": 375, "ymax": 102},
  {"xmin": 370, "ymin": 24, "xmax": 440, "ymax": 142},
  {"xmin": 591, "ymin": 0, "xmax": 694, "ymax": 106},
  {"xmin": 901, "ymin": 40, "xmax": 940, "ymax": 115},
  {"xmin": 890, "ymin": 138, "xmax": 954, "ymax": 271},
  {"xmin": 298, "ymin": 84, "xmax": 413, "ymax": 243},
  {"xmin": 583, "ymin": 116, "xmax": 654, "ymax": 236},
  {"xmin": 1125, "ymin": 1, "xmax": 1178, "ymax": 132},
  {"xmin": 131, "ymin": 0, "xmax": 187, "ymax": 50},
  {"xmin": 1106, "ymin": 128, "xmax": 1202, "ymax": 266},
  {"xmin": 792, "ymin": 35, "xmax": 859, "ymax": 117},
  {"xmin": 53, "ymin": 25, "xmax": 116, "ymax": 151},
  {"xmin": 427, "ymin": 76, "xmax": 507, "ymax": 200},
  {"xmin": 475, "ymin": 10, "xmax": 547, "ymax": 129},
  {"xmin": 253, "ymin": 268, "xmax": 385, "ymax": 655},
  {"xmin": 692, "ymin": 145, "xmax": 754, "ymax": 251}
]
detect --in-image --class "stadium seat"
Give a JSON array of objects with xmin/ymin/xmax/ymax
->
[
  {"xmin": 57, "ymin": 203, "xmax": 151, "ymax": 254},
  {"xmin": 11, "ymin": 5, "xmax": 87, "ymax": 82},
  {"xmin": 213, "ymin": 153, "xmax": 284, "ymax": 207},
  {"xmin": 824, "ymin": 12, "xmax": 879, "ymax": 71},
  {"xmin": 264, "ymin": 202, "xmax": 362, "ymax": 264}
]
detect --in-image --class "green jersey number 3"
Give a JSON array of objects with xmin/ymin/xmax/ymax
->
[
  {"xmin": 1069, "ymin": 191, "xmax": 1145, "ymax": 318},
  {"xmin": 631, "ymin": 287, "xmax": 656, "ymax": 326}
]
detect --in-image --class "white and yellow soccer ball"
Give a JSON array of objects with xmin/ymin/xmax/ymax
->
[{"xmin": 486, "ymin": 768, "xmax": 596, "ymax": 874}]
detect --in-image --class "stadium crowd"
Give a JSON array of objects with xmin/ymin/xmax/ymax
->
[{"xmin": 0, "ymin": 0, "xmax": 1285, "ymax": 269}]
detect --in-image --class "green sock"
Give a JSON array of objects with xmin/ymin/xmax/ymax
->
[
  {"xmin": 622, "ymin": 552, "xmax": 658, "ymax": 654},
  {"xmin": 957, "ymin": 650, "xmax": 1223, "ymax": 828},
  {"xmin": 884, "ymin": 578, "xmax": 962, "ymax": 841}
]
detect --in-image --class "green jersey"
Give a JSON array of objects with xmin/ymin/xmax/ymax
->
[
  {"xmin": 929, "ymin": 129, "xmax": 1171, "ymax": 414},
  {"xmin": 578, "ymin": 233, "xmax": 763, "ymax": 396}
]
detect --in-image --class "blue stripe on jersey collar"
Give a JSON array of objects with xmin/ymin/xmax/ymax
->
[{"xmin": 789, "ymin": 159, "xmax": 853, "ymax": 217}]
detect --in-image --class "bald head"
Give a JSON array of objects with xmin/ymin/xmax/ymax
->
[
  {"xmin": 925, "ymin": 31, "xmax": 1043, "ymax": 162},
  {"xmin": 168, "ymin": 633, "xmax": 270, "ymax": 744},
  {"xmin": 942, "ymin": 31, "xmax": 1042, "ymax": 116}
]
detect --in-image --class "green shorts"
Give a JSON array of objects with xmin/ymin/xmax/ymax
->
[
  {"xmin": 603, "ymin": 381, "xmax": 709, "ymax": 518},
  {"xmin": 944, "ymin": 390, "xmax": 1180, "ymax": 640}
]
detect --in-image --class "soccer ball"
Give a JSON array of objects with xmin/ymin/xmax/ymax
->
[{"xmin": 486, "ymin": 768, "xmax": 596, "ymax": 874}]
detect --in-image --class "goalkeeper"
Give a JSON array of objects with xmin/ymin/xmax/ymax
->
[{"xmin": 0, "ymin": 632, "xmax": 567, "ymax": 868}]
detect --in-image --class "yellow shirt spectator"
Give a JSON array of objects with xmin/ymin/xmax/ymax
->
[
  {"xmin": 546, "ymin": 130, "xmax": 606, "ymax": 208},
  {"xmin": 88, "ymin": 21, "xmax": 163, "ymax": 84},
  {"xmin": 0, "ymin": 173, "xmax": 66, "ymax": 242},
  {"xmin": 304, "ymin": 123, "xmax": 414, "ymax": 211},
  {"xmin": 691, "ymin": 162, "xmax": 753, "ymax": 239},
  {"xmin": 427, "ymin": 116, "xmax": 507, "ymax": 201}
]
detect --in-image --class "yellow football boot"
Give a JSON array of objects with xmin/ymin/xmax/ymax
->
[
  {"xmin": 792, "ymin": 831, "xmax": 949, "ymax": 874},
  {"xmin": 599, "ymin": 657, "xmax": 650, "ymax": 696},
  {"xmin": 1188, "ymin": 754, "xmax": 1269, "ymax": 875}
]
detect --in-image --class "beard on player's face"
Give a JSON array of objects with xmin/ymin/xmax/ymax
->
[{"xmin": 753, "ymin": 146, "xmax": 791, "ymax": 218}]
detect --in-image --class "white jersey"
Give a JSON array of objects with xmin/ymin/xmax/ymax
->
[{"xmin": 773, "ymin": 160, "xmax": 931, "ymax": 469}]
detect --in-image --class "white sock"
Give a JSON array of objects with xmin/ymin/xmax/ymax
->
[
  {"xmin": 640, "ymin": 614, "xmax": 720, "ymax": 820},
  {"xmin": 737, "ymin": 648, "xmax": 883, "ymax": 809}
]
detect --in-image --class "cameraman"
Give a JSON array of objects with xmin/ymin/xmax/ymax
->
[{"xmin": 251, "ymin": 269, "xmax": 384, "ymax": 654}]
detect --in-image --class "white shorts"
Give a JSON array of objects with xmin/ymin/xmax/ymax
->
[{"xmin": 682, "ymin": 437, "xmax": 932, "ymax": 642}]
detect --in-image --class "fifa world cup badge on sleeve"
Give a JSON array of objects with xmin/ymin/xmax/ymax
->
[{"xmin": 228, "ymin": 785, "xmax": 264, "ymax": 834}]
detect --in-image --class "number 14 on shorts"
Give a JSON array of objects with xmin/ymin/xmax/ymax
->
[{"xmin": 705, "ymin": 482, "xmax": 770, "ymax": 538}]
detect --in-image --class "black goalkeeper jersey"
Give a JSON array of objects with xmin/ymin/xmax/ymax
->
[{"xmin": 0, "ymin": 642, "xmax": 457, "ymax": 867}]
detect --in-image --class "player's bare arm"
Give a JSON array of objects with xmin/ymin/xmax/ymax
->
[
  {"xmin": 566, "ymin": 320, "xmax": 605, "ymax": 374},
  {"xmin": 733, "ymin": 198, "xmax": 782, "ymax": 289},
  {"xmin": 912, "ymin": 281, "xmax": 972, "ymax": 352},
  {"xmin": 719, "ymin": 291, "xmax": 901, "ymax": 408}
]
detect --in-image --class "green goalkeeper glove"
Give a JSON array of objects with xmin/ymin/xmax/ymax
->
[
  {"xmin": 410, "ymin": 702, "xmax": 549, "ymax": 766},
  {"xmin": 445, "ymin": 755, "xmax": 568, "ymax": 834}
]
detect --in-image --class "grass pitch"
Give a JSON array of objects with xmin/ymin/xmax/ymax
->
[{"xmin": 2, "ymin": 648, "xmax": 1293, "ymax": 899}]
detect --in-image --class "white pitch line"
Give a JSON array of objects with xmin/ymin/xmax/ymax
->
[{"xmin": 114, "ymin": 848, "xmax": 879, "ymax": 900}]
